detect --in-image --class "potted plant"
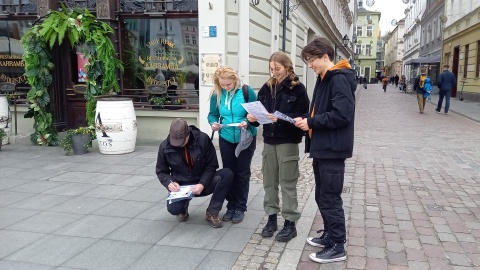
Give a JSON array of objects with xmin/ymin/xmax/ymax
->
[
  {"xmin": 59, "ymin": 126, "xmax": 95, "ymax": 155},
  {"xmin": 165, "ymin": 98, "xmax": 182, "ymax": 110},
  {"xmin": 149, "ymin": 95, "xmax": 167, "ymax": 109},
  {"xmin": 0, "ymin": 128, "xmax": 6, "ymax": 151}
]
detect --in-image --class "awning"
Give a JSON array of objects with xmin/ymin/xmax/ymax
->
[{"xmin": 404, "ymin": 55, "xmax": 441, "ymax": 65}]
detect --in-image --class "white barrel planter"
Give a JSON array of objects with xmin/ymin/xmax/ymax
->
[
  {"xmin": 0, "ymin": 95, "xmax": 10, "ymax": 145},
  {"xmin": 95, "ymin": 98, "xmax": 137, "ymax": 154}
]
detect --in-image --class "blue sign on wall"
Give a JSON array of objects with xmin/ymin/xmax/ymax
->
[{"xmin": 209, "ymin": 26, "xmax": 217, "ymax": 38}]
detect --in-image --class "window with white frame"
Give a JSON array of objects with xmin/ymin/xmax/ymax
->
[
  {"xmin": 357, "ymin": 26, "xmax": 363, "ymax": 37},
  {"xmin": 367, "ymin": 26, "xmax": 373, "ymax": 37},
  {"xmin": 366, "ymin": 44, "xmax": 372, "ymax": 55},
  {"xmin": 366, "ymin": 15, "xmax": 371, "ymax": 21},
  {"xmin": 356, "ymin": 44, "xmax": 362, "ymax": 55}
]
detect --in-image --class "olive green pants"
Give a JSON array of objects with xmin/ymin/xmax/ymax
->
[{"xmin": 262, "ymin": 143, "xmax": 300, "ymax": 222}]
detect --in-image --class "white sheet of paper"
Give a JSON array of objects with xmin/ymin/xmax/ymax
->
[
  {"xmin": 166, "ymin": 185, "xmax": 194, "ymax": 201},
  {"xmin": 241, "ymin": 101, "xmax": 273, "ymax": 124}
]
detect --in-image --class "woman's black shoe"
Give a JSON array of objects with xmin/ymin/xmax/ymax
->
[
  {"xmin": 261, "ymin": 214, "xmax": 278, "ymax": 237},
  {"xmin": 275, "ymin": 220, "xmax": 297, "ymax": 242}
]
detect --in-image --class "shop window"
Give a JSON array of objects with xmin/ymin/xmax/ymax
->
[
  {"xmin": 0, "ymin": 0, "xmax": 37, "ymax": 13},
  {"xmin": 0, "ymin": 20, "xmax": 34, "ymax": 88},
  {"xmin": 59, "ymin": 0, "xmax": 96, "ymax": 11},
  {"xmin": 121, "ymin": 18, "xmax": 199, "ymax": 92}
]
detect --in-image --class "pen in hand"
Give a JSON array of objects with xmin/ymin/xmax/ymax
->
[{"xmin": 169, "ymin": 180, "xmax": 180, "ymax": 192}]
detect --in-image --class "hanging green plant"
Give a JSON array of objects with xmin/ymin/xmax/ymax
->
[{"xmin": 21, "ymin": 7, "xmax": 123, "ymax": 146}]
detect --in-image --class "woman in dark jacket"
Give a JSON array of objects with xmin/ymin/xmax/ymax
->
[{"xmin": 247, "ymin": 51, "xmax": 309, "ymax": 242}]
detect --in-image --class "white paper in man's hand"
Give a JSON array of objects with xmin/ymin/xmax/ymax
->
[{"xmin": 241, "ymin": 101, "xmax": 273, "ymax": 124}]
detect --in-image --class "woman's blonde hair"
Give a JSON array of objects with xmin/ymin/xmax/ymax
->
[
  {"xmin": 267, "ymin": 51, "xmax": 300, "ymax": 89},
  {"xmin": 211, "ymin": 66, "xmax": 241, "ymax": 107}
]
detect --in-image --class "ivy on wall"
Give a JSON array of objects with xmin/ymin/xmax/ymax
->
[{"xmin": 21, "ymin": 8, "xmax": 123, "ymax": 146}]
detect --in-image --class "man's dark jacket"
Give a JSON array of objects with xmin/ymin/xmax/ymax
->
[
  {"xmin": 305, "ymin": 62, "xmax": 356, "ymax": 159},
  {"xmin": 253, "ymin": 76, "xmax": 310, "ymax": 144},
  {"xmin": 155, "ymin": 125, "xmax": 218, "ymax": 189},
  {"xmin": 437, "ymin": 70, "xmax": 456, "ymax": 91}
]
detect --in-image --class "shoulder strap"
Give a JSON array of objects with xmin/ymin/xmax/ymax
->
[{"xmin": 242, "ymin": 84, "xmax": 249, "ymax": 103}]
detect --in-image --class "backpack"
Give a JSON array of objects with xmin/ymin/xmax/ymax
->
[
  {"xmin": 419, "ymin": 75, "xmax": 427, "ymax": 89},
  {"xmin": 241, "ymin": 84, "xmax": 249, "ymax": 102}
]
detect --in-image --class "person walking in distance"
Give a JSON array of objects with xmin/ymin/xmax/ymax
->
[
  {"xmin": 295, "ymin": 37, "xmax": 356, "ymax": 264},
  {"xmin": 382, "ymin": 76, "xmax": 388, "ymax": 92},
  {"xmin": 247, "ymin": 51, "xmax": 310, "ymax": 242},
  {"xmin": 435, "ymin": 64, "xmax": 456, "ymax": 115},
  {"xmin": 414, "ymin": 68, "xmax": 428, "ymax": 114}
]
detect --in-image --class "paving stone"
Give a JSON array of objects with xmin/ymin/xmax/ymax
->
[
  {"xmin": 408, "ymin": 261, "xmax": 429, "ymax": 270},
  {"xmin": 63, "ymin": 240, "xmax": 151, "ymax": 270},
  {"xmin": 5, "ymin": 235, "xmax": 96, "ymax": 266},
  {"xmin": 366, "ymin": 246, "xmax": 385, "ymax": 259},
  {"xmin": 438, "ymin": 233, "xmax": 458, "ymax": 242},
  {"xmin": 346, "ymin": 256, "xmax": 366, "ymax": 269},
  {"xmin": 446, "ymin": 252, "xmax": 473, "ymax": 267}
]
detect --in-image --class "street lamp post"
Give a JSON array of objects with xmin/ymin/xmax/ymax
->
[{"xmin": 334, "ymin": 34, "xmax": 350, "ymax": 63}]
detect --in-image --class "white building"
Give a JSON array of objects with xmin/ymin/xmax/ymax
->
[{"xmin": 198, "ymin": 0, "xmax": 355, "ymax": 134}]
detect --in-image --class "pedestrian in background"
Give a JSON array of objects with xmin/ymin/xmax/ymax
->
[
  {"xmin": 414, "ymin": 68, "xmax": 428, "ymax": 114},
  {"xmin": 382, "ymin": 76, "xmax": 388, "ymax": 92},
  {"xmin": 295, "ymin": 37, "xmax": 356, "ymax": 264},
  {"xmin": 436, "ymin": 64, "xmax": 456, "ymax": 115},
  {"xmin": 208, "ymin": 66, "xmax": 257, "ymax": 224},
  {"xmin": 247, "ymin": 51, "xmax": 310, "ymax": 242},
  {"xmin": 394, "ymin": 74, "xmax": 399, "ymax": 87}
]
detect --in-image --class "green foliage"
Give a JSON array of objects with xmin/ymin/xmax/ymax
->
[
  {"xmin": 0, "ymin": 128, "xmax": 6, "ymax": 142},
  {"xmin": 59, "ymin": 126, "xmax": 95, "ymax": 155},
  {"xmin": 21, "ymin": 8, "xmax": 123, "ymax": 146},
  {"xmin": 149, "ymin": 95, "xmax": 167, "ymax": 105}
]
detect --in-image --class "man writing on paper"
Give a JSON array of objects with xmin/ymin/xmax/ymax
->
[{"xmin": 156, "ymin": 118, "xmax": 233, "ymax": 228}]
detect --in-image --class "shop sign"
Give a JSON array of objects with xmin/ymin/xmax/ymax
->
[{"xmin": 201, "ymin": 53, "xmax": 222, "ymax": 86}]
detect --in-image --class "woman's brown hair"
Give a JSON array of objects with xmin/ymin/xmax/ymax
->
[{"xmin": 267, "ymin": 51, "xmax": 300, "ymax": 89}]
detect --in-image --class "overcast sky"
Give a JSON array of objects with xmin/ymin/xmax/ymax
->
[{"xmin": 364, "ymin": 0, "xmax": 407, "ymax": 35}]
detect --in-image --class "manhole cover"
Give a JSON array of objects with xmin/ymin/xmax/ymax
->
[
  {"xmin": 410, "ymin": 186, "xmax": 428, "ymax": 192},
  {"xmin": 426, "ymin": 204, "xmax": 445, "ymax": 211}
]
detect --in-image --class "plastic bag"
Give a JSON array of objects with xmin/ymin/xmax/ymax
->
[{"xmin": 235, "ymin": 128, "xmax": 253, "ymax": 157}]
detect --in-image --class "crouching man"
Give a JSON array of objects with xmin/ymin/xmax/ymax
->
[{"xmin": 156, "ymin": 118, "xmax": 233, "ymax": 228}]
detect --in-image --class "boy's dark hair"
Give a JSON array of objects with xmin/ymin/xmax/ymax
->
[{"xmin": 301, "ymin": 37, "xmax": 334, "ymax": 62}]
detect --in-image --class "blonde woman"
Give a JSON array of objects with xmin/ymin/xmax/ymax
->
[{"xmin": 208, "ymin": 66, "xmax": 257, "ymax": 224}]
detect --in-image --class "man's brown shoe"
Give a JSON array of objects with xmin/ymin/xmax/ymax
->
[
  {"xmin": 177, "ymin": 212, "xmax": 189, "ymax": 222},
  {"xmin": 206, "ymin": 211, "xmax": 223, "ymax": 228}
]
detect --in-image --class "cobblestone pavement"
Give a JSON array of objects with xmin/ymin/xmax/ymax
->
[{"xmin": 233, "ymin": 83, "xmax": 480, "ymax": 270}]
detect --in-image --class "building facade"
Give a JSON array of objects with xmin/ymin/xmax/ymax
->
[
  {"xmin": 1, "ymin": 0, "xmax": 355, "ymax": 141},
  {"xmin": 442, "ymin": 0, "xmax": 480, "ymax": 100},
  {"xmin": 384, "ymin": 19, "xmax": 405, "ymax": 78},
  {"xmin": 403, "ymin": 0, "xmax": 427, "ymax": 82},
  {"xmin": 417, "ymin": 0, "xmax": 444, "ymax": 86},
  {"xmin": 355, "ymin": 0, "xmax": 380, "ymax": 83}
]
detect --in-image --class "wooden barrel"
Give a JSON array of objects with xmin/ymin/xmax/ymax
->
[
  {"xmin": 95, "ymin": 98, "xmax": 137, "ymax": 154},
  {"xmin": 0, "ymin": 95, "xmax": 10, "ymax": 145}
]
